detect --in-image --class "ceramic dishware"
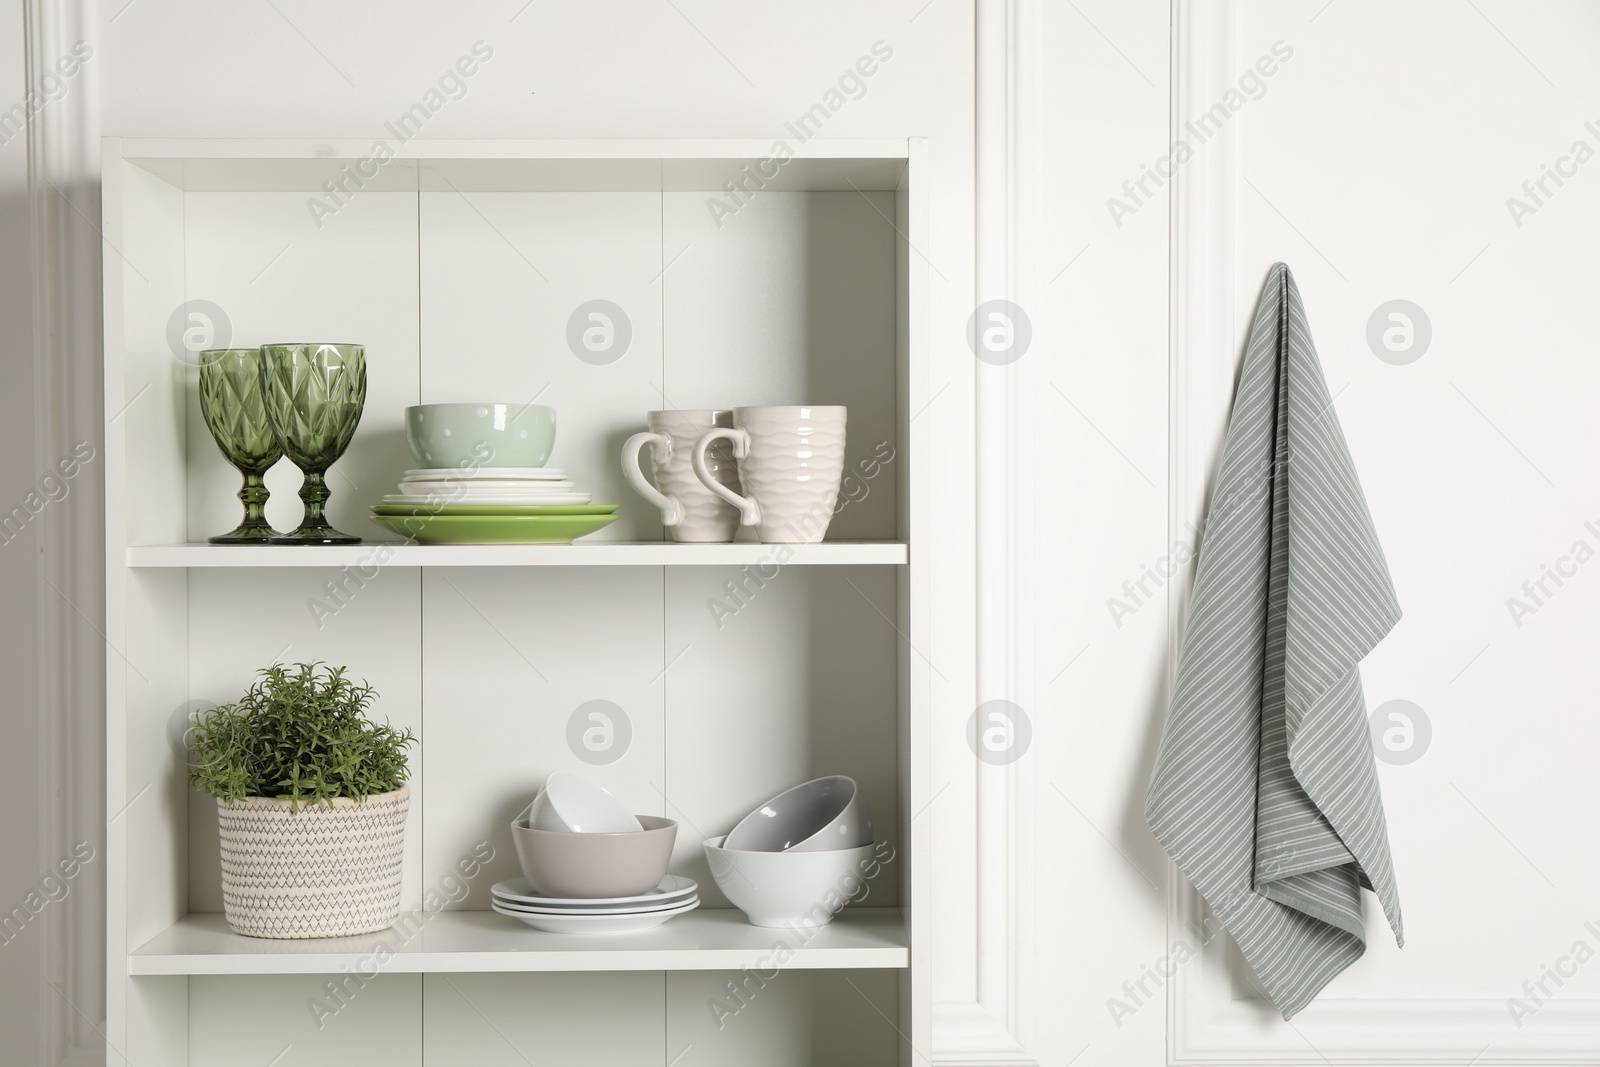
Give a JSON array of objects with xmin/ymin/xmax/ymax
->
[
  {"xmin": 511, "ymin": 814, "xmax": 677, "ymax": 898},
  {"xmin": 492, "ymin": 888, "xmax": 699, "ymax": 916},
  {"xmin": 399, "ymin": 475, "xmax": 577, "ymax": 494},
  {"xmin": 527, "ymin": 772, "xmax": 642, "ymax": 832},
  {"xmin": 621, "ymin": 409, "xmax": 740, "ymax": 542},
  {"xmin": 493, "ymin": 895, "xmax": 697, "ymax": 917},
  {"xmin": 375, "ymin": 458, "xmax": 605, "ymax": 522},
  {"xmin": 704, "ymin": 836, "xmax": 876, "ymax": 928},
  {"xmin": 372, "ymin": 504, "xmax": 613, "ymax": 517},
  {"xmin": 197, "ymin": 348, "xmax": 283, "ymax": 543},
  {"xmin": 526, "ymin": 786, "xmax": 567, "ymax": 832},
  {"xmin": 490, "ymin": 895, "xmax": 698, "ymax": 934},
  {"xmin": 691, "ymin": 405, "xmax": 847, "ymax": 544},
  {"xmin": 723, "ymin": 775, "xmax": 872, "ymax": 853},
  {"xmin": 380, "ymin": 494, "xmax": 595, "ymax": 507},
  {"xmin": 491, "ymin": 875, "xmax": 697, "ymax": 909},
  {"xmin": 259, "ymin": 343, "xmax": 367, "ymax": 544},
  {"xmin": 400, "ymin": 467, "xmax": 570, "ymax": 482},
  {"xmin": 406, "ymin": 403, "xmax": 556, "ymax": 469},
  {"xmin": 368, "ymin": 511, "xmax": 617, "ymax": 544},
  {"xmin": 395, "ymin": 471, "xmax": 578, "ymax": 500}
]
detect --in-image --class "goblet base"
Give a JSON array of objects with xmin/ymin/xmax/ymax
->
[
  {"xmin": 269, "ymin": 523, "xmax": 361, "ymax": 545},
  {"xmin": 208, "ymin": 522, "xmax": 282, "ymax": 545}
]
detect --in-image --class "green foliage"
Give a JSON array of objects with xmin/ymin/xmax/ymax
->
[{"xmin": 188, "ymin": 662, "xmax": 414, "ymax": 812}]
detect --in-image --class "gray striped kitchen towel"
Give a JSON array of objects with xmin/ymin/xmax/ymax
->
[{"xmin": 1145, "ymin": 262, "xmax": 1404, "ymax": 1019}]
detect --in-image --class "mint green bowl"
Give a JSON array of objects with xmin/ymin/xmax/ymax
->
[{"xmin": 405, "ymin": 403, "xmax": 556, "ymax": 469}]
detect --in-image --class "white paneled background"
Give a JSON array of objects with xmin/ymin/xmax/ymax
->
[
  {"xmin": 419, "ymin": 189, "xmax": 664, "ymax": 540},
  {"xmin": 1028, "ymin": 0, "xmax": 1600, "ymax": 1063},
  {"xmin": 1031, "ymin": 0, "xmax": 1173, "ymax": 1062},
  {"xmin": 1235, "ymin": 0, "xmax": 1600, "ymax": 1006}
]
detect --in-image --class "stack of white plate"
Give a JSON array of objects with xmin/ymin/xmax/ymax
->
[
  {"xmin": 490, "ymin": 875, "xmax": 699, "ymax": 934},
  {"xmin": 383, "ymin": 467, "xmax": 592, "ymax": 506}
]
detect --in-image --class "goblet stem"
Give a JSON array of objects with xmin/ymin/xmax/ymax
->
[
  {"xmin": 269, "ymin": 468, "xmax": 360, "ymax": 544},
  {"xmin": 240, "ymin": 471, "xmax": 270, "ymax": 527},
  {"xmin": 299, "ymin": 470, "xmax": 329, "ymax": 526},
  {"xmin": 207, "ymin": 470, "xmax": 281, "ymax": 544}
]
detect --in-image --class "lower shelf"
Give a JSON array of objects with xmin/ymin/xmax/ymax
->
[{"xmin": 128, "ymin": 907, "xmax": 908, "ymax": 975}]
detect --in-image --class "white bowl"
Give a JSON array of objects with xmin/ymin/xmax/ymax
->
[
  {"xmin": 526, "ymin": 787, "xmax": 567, "ymax": 832},
  {"xmin": 703, "ymin": 836, "xmax": 877, "ymax": 928},
  {"xmin": 525, "ymin": 773, "xmax": 642, "ymax": 834},
  {"xmin": 723, "ymin": 775, "xmax": 871, "ymax": 852}
]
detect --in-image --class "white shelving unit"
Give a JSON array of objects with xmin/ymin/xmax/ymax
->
[{"xmin": 104, "ymin": 138, "xmax": 930, "ymax": 1066}]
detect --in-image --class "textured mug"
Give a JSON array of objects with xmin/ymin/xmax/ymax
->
[
  {"xmin": 691, "ymin": 405, "xmax": 847, "ymax": 544},
  {"xmin": 621, "ymin": 410, "xmax": 741, "ymax": 542}
]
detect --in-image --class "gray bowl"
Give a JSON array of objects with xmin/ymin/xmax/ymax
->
[
  {"xmin": 510, "ymin": 814, "xmax": 676, "ymax": 898},
  {"xmin": 723, "ymin": 775, "xmax": 872, "ymax": 853}
]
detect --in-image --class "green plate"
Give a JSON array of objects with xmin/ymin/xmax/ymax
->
[
  {"xmin": 369, "ymin": 512, "xmax": 618, "ymax": 544},
  {"xmin": 371, "ymin": 504, "xmax": 618, "ymax": 517}
]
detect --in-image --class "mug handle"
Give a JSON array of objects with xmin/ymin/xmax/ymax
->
[
  {"xmin": 621, "ymin": 431, "xmax": 683, "ymax": 526},
  {"xmin": 693, "ymin": 426, "xmax": 760, "ymax": 526}
]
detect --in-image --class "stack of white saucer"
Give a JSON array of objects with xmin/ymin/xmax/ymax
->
[
  {"xmin": 490, "ymin": 875, "xmax": 700, "ymax": 934},
  {"xmin": 383, "ymin": 467, "xmax": 592, "ymax": 506}
]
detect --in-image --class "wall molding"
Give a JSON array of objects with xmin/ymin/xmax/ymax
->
[
  {"xmin": 1165, "ymin": 0, "xmax": 1241, "ymax": 1051},
  {"xmin": 24, "ymin": 0, "xmax": 105, "ymax": 1064},
  {"xmin": 931, "ymin": 0, "xmax": 1037, "ymax": 1063}
]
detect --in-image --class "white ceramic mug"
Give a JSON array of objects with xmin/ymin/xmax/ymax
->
[
  {"xmin": 691, "ymin": 405, "xmax": 847, "ymax": 544},
  {"xmin": 621, "ymin": 409, "xmax": 741, "ymax": 543}
]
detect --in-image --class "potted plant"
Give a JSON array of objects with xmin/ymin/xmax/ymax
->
[{"xmin": 188, "ymin": 662, "xmax": 415, "ymax": 939}]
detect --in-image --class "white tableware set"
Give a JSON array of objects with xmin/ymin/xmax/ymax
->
[
  {"xmin": 493, "ymin": 772, "xmax": 698, "ymax": 934},
  {"xmin": 383, "ymin": 466, "xmax": 592, "ymax": 507},
  {"xmin": 704, "ymin": 775, "xmax": 876, "ymax": 928},
  {"xmin": 622, "ymin": 405, "xmax": 847, "ymax": 544}
]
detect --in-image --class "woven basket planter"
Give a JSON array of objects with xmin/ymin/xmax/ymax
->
[{"xmin": 216, "ymin": 785, "xmax": 409, "ymax": 939}]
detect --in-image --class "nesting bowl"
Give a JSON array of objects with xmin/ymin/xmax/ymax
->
[
  {"xmin": 511, "ymin": 814, "xmax": 677, "ymax": 898},
  {"xmin": 527, "ymin": 772, "xmax": 643, "ymax": 834},
  {"xmin": 704, "ymin": 836, "xmax": 876, "ymax": 928},
  {"xmin": 723, "ymin": 775, "xmax": 871, "ymax": 853}
]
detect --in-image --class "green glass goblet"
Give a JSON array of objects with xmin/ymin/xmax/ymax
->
[
  {"xmin": 259, "ymin": 343, "xmax": 367, "ymax": 545},
  {"xmin": 198, "ymin": 348, "xmax": 284, "ymax": 544}
]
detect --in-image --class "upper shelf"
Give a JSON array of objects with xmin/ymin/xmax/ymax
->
[
  {"xmin": 128, "ymin": 908, "xmax": 909, "ymax": 976},
  {"xmin": 126, "ymin": 540, "xmax": 908, "ymax": 568}
]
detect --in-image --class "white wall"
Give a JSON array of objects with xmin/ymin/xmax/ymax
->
[
  {"xmin": 1029, "ymin": 0, "xmax": 1173, "ymax": 1061},
  {"xmin": 1025, "ymin": 0, "xmax": 1600, "ymax": 1063}
]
